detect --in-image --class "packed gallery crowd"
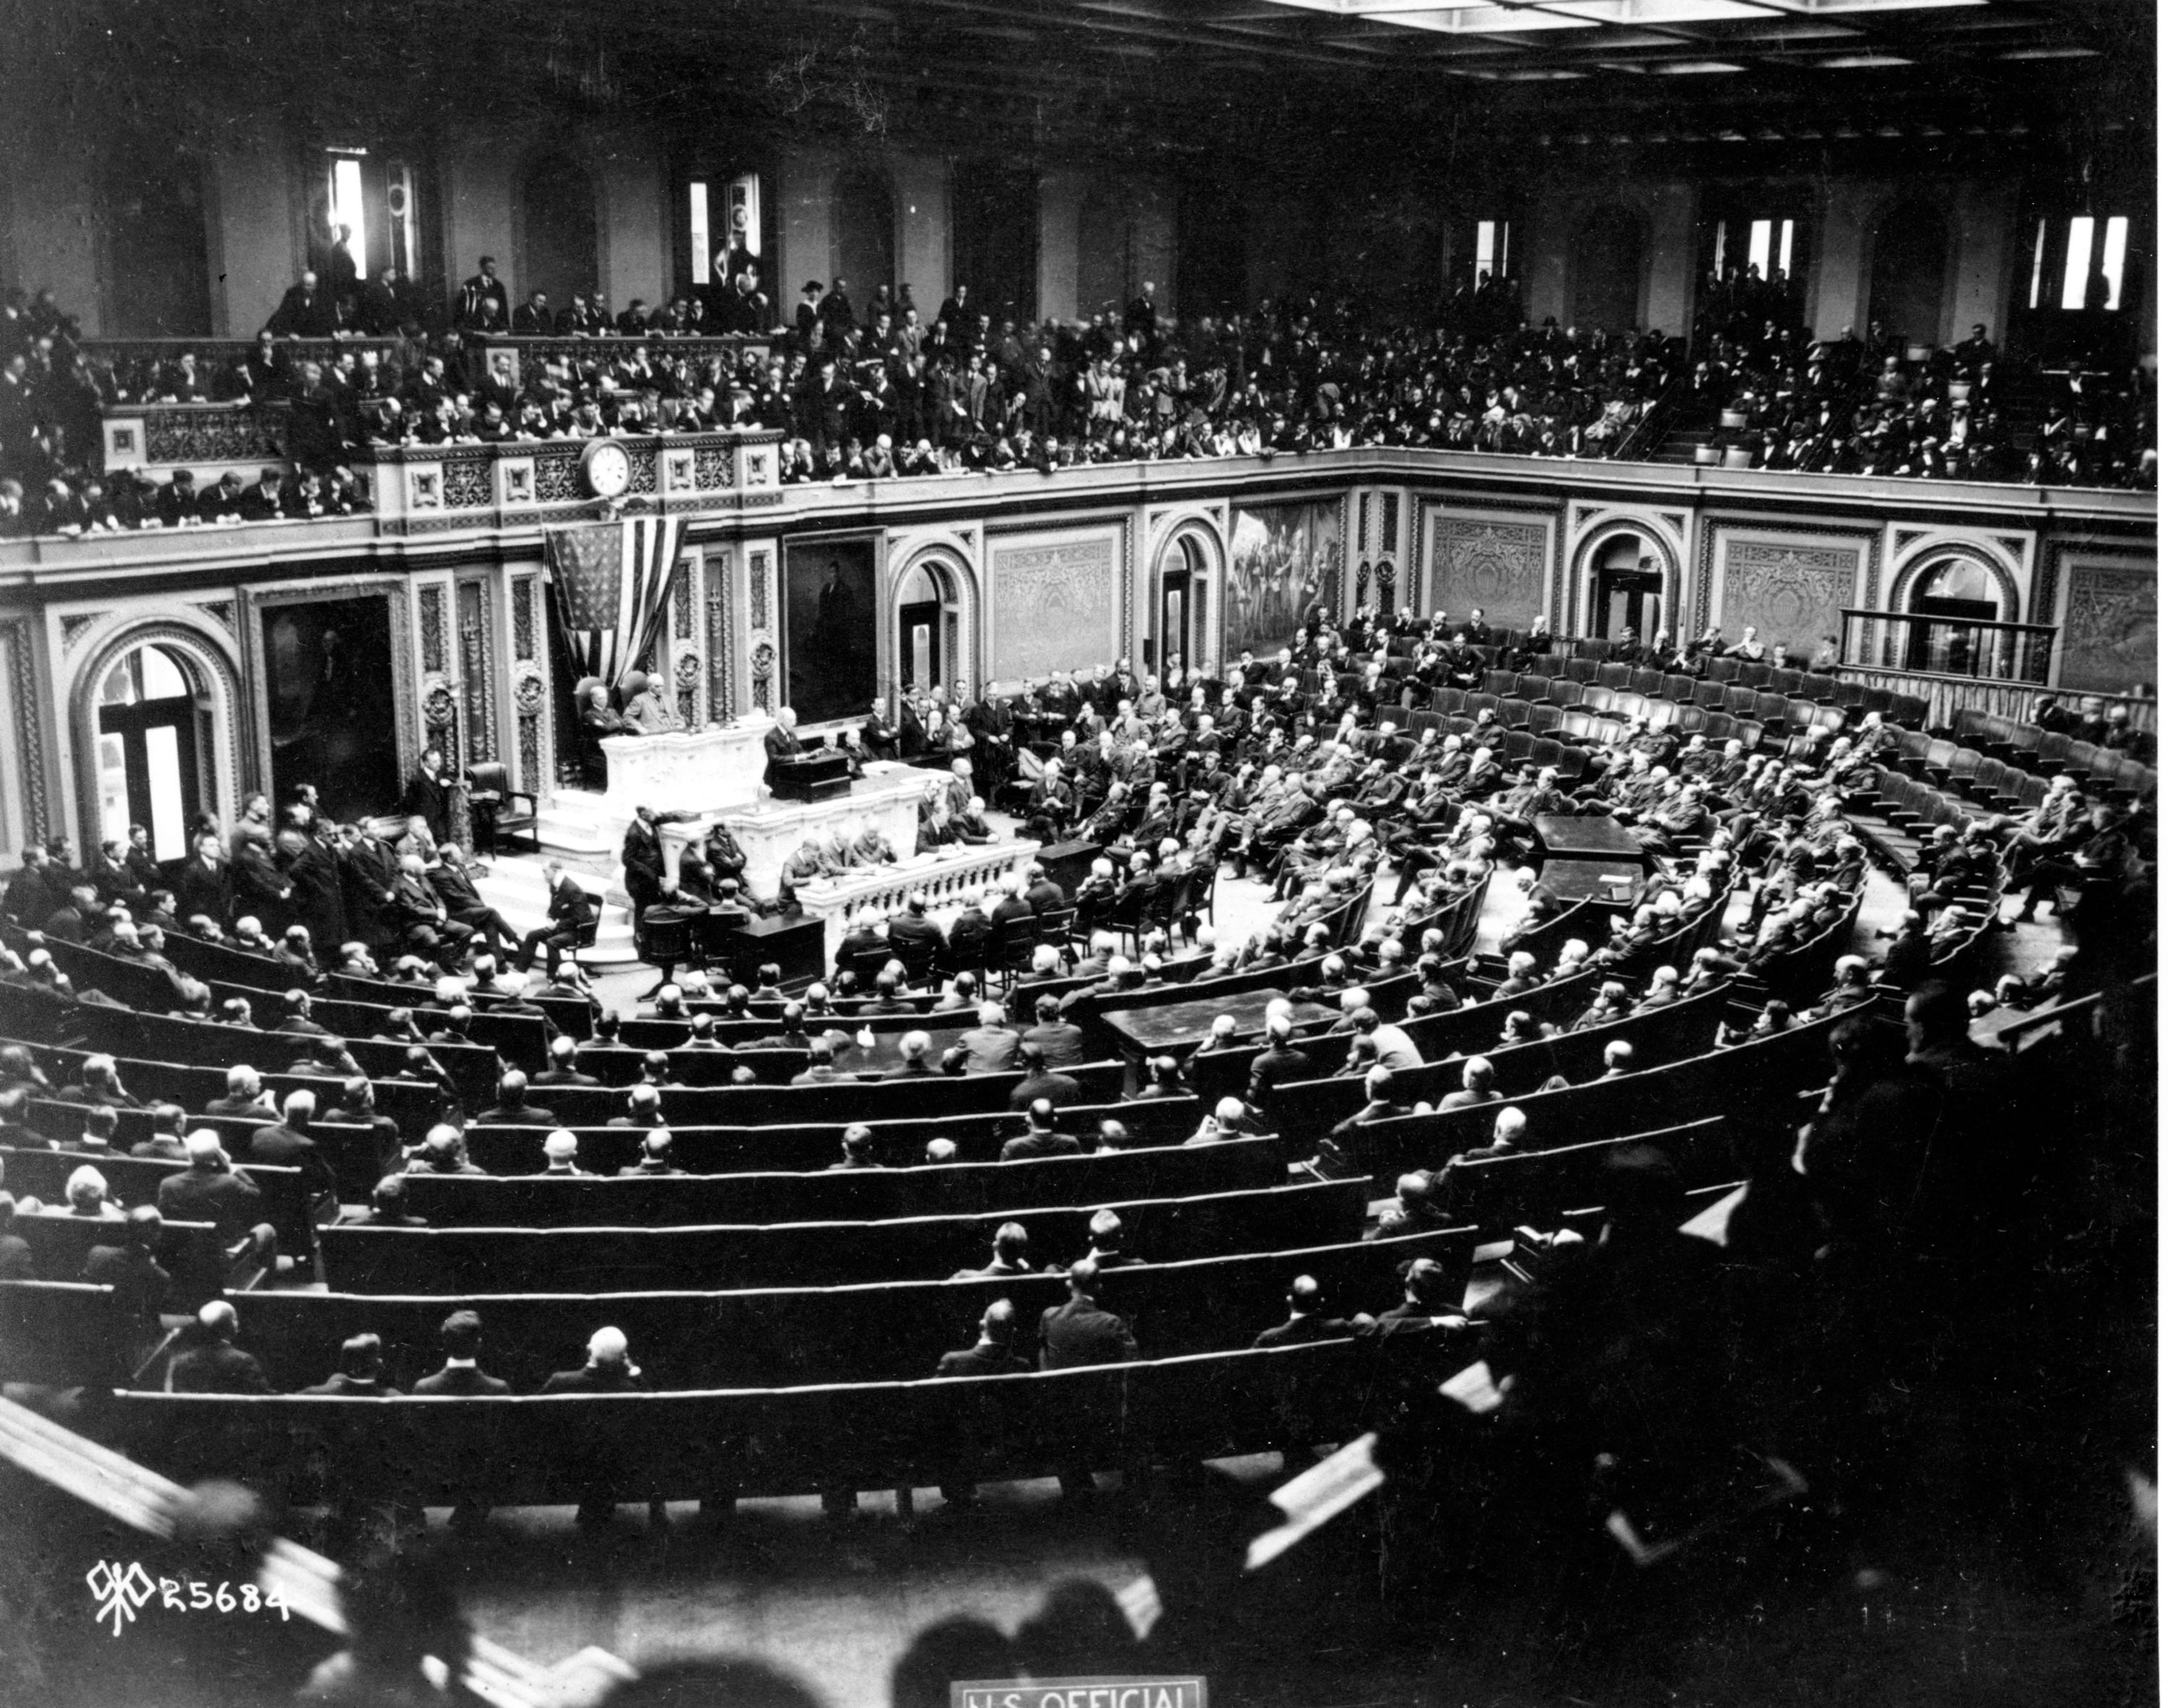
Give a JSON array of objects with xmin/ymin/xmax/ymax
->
[{"xmin": 0, "ymin": 243, "xmax": 2151, "ymax": 537}]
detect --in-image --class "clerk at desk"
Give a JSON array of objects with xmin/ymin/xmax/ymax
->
[{"xmin": 763, "ymin": 705, "xmax": 805, "ymax": 790}]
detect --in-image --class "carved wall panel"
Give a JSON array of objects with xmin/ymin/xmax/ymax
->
[
  {"xmin": 986, "ymin": 532, "xmax": 1119, "ymax": 682},
  {"xmin": 1714, "ymin": 535, "xmax": 1868, "ymax": 657},
  {"xmin": 2056, "ymin": 559, "xmax": 2157, "ymax": 696},
  {"xmin": 1428, "ymin": 514, "xmax": 1550, "ymax": 630}
]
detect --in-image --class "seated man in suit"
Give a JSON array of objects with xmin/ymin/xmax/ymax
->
[
  {"xmin": 413, "ymin": 1308, "xmax": 512, "ymax": 1395},
  {"xmin": 1021, "ymin": 995, "xmax": 1087, "ymax": 1069},
  {"xmin": 1253, "ymin": 1274, "xmax": 1370, "ymax": 1347},
  {"xmin": 958, "ymin": 1001, "xmax": 1021, "ymax": 1075},
  {"xmin": 1038, "ymin": 1259, "xmax": 1139, "ymax": 1497},
  {"xmin": 168, "ymin": 1300, "xmax": 273, "ymax": 1394},
  {"xmin": 951, "ymin": 1221, "xmax": 1042, "ymax": 1280},
  {"xmin": 475, "ymin": 1070, "xmax": 558, "ymax": 1127},
  {"xmin": 932, "ymin": 1299, "xmax": 1035, "ymax": 1510},
  {"xmin": 829, "ymin": 1124, "xmax": 884, "ymax": 1170},
  {"xmin": 517, "ymin": 862, "xmax": 596, "ymax": 977},
  {"xmin": 999, "ymin": 1099, "xmax": 1082, "ymax": 1162},
  {"xmin": 621, "ymin": 669, "xmax": 683, "ymax": 735},
  {"xmin": 1006, "ymin": 1043, "xmax": 1085, "ymax": 1110},
  {"xmin": 618, "ymin": 1128, "xmax": 683, "ymax": 1176},
  {"xmin": 541, "ymin": 1326, "xmax": 659, "ymax": 1529},
  {"xmin": 159, "ymin": 1132, "xmax": 275, "ymax": 1262},
  {"xmin": 82, "ymin": 1205, "xmax": 172, "ymax": 1321},
  {"xmin": 302, "ymin": 1332, "xmax": 403, "ymax": 1396}
]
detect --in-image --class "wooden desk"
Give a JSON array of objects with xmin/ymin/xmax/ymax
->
[
  {"xmin": 1100, "ymin": 989, "xmax": 1337, "ymax": 1066},
  {"xmin": 712, "ymin": 913, "xmax": 827, "ymax": 988},
  {"xmin": 1534, "ymin": 813, "xmax": 1646, "ymax": 864},
  {"xmin": 1540, "ymin": 861, "xmax": 1644, "ymax": 904}
]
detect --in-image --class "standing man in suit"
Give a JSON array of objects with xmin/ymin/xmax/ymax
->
[
  {"xmin": 762, "ymin": 707, "xmax": 805, "ymax": 792},
  {"xmin": 1038, "ymin": 1259, "xmax": 1138, "ymax": 1498},
  {"xmin": 454, "ymin": 257, "xmax": 510, "ymax": 333},
  {"xmin": 517, "ymin": 861, "xmax": 596, "ymax": 976}
]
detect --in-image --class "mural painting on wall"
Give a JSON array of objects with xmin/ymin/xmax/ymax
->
[
  {"xmin": 781, "ymin": 536, "xmax": 880, "ymax": 725},
  {"xmin": 261, "ymin": 597, "xmax": 397, "ymax": 824},
  {"xmin": 1431, "ymin": 517, "xmax": 1548, "ymax": 630},
  {"xmin": 1723, "ymin": 541, "xmax": 1859, "ymax": 658},
  {"xmin": 989, "ymin": 537, "xmax": 1116, "ymax": 683},
  {"xmin": 2060, "ymin": 563, "xmax": 2157, "ymax": 695},
  {"xmin": 1228, "ymin": 500, "xmax": 1340, "ymax": 659}
]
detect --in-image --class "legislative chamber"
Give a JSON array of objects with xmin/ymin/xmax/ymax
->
[{"xmin": 0, "ymin": 2, "xmax": 2155, "ymax": 1704}]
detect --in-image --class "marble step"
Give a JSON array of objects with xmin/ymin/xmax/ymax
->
[{"xmin": 467, "ymin": 855, "xmax": 642, "ymax": 969}]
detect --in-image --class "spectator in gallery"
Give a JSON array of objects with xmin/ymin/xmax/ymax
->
[{"xmin": 455, "ymin": 256, "xmax": 510, "ymax": 332}]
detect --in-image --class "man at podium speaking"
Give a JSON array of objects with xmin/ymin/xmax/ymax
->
[{"xmin": 763, "ymin": 706, "xmax": 804, "ymax": 791}]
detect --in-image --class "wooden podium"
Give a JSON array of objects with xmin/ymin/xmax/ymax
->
[{"xmin": 769, "ymin": 751, "xmax": 853, "ymax": 804}]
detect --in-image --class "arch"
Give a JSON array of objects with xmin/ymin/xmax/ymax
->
[
  {"xmin": 1888, "ymin": 538, "xmax": 2020, "ymax": 623},
  {"xmin": 832, "ymin": 161, "xmax": 896, "ymax": 305},
  {"xmin": 884, "ymin": 541, "xmax": 982, "ymax": 698},
  {"xmin": 1867, "ymin": 196, "xmax": 1951, "ymax": 349},
  {"xmin": 1570, "ymin": 204, "xmax": 1646, "ymax": 335},
  {"xmin": 1568, "ymin": 518, "xmax": 1681, "ymax": 641},
  {"xmin": 69, "ymin": 617, "xmax": 244, "ymax": 855},
  {"xmin": 1147, "ymin": 513, "xmax": 1229, "ymax": 672},
  {"xmin": 515, "ymin": 150, "xmax": 600, "ymax": 317},
  {"xmin": 99, "ymin": 146, "xmax": 212, "ymax": 336}
]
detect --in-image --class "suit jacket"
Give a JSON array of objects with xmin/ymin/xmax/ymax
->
[
  {"xmin": 1020, "ymin": 1021, "xmax": 1087, "ymax": 1068},
  {"xmin": 999, "ymin": 1129, "xmax": 1082, "ymax": 1161},
  {"xmin": 1252, "ymin": 1313, "xmax": 1357, "ymax": 1348},
  {"xmin": 156, "ymin": 1166, "xmax": 264, "ymax": 1238},
  {"xmin": 1039, "ymin": 1295, "xmax": 1138, "ymax": 1369},
  {"xmin": 302, "ymin": 1372, "xmax": 405, "ymax": 1396},
  {"xmin": 413, "ymin": 1364, "xmax": 512, "ymax": 1396},
  {"xmin": 247, "ymin": 1123, "xmax": 339, "ymax": 1199},
  {"xmin": 937, "ymin": 1343, "xmax": 1032, "ymax": 1379},
  {"xmin": 170, "ymin": 1342, "xmax": 273, "ymax": 1394},
  {"xmin": 762, "ymin": 724, "xmax": 805, "ymax": 787},
  {"xmin": 958, "ymin": 1024, "xmax": 1021, "ymax": 1075}
]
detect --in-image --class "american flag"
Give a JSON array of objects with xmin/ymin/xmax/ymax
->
[{"xmin": 545, "ymin": 515, "xmax": 685, "ymax": 687}]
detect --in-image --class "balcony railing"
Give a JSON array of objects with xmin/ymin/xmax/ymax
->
[{"xmin": 1839, "ymin": 607, "xmax": 2060, "ymax": 686}]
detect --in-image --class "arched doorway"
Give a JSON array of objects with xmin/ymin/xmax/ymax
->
[
  {"xmin": 832, "ymin": 163, "xmax": 895, "ymax": 308},
  {"xmin": 895, "ymin": 559, "xmax": 960, "ymax": 694},
  {"xmin": 100, "ymin": 151, "xmax": 212, "ymax": 337},
  {"xmin": 1153, "ymin": 532, "xmax": 1212, "ymax": 677},
  {"xmin": 517, "ymin": 152, "xmax": 599, "ymax": 316},
  {"xmin": 93, "ymin": 643, "xmax": 211, "ymax": 863},
  {"xmin": 1571, "ymin": 206, "xmax": 1644, "ymax": 334},
  {"xmin": 1869, "ymin": 198, "xmax": 1950, "ymax": 350},
  {"xmin": 1589, "ymin": 532, "xmax": 1663, "ymax": 643},
  {"xmin": 1906, "ymin": 555, "xmax": 2000, "ymax": 676}
]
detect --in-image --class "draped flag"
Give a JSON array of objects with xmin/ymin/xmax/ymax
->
[{"xmin": 544, "ymin": 514, "xmax": 684, "ymax": 688}]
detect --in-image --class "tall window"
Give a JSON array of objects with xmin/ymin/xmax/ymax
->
[
  {"xmin": 689, "ymin": 180, "xmax": 711, "ymax": 285},
  {"xmin": 1714, "ymin": 216, "xmax": 1794, "ymax": 277},
  {"xmin": 1474, "ymin": 218, "xmax": 1510, "ymax": 282},
  {"xmin": 326, "ymin": 152, "xmax": 368, "ymax": 274},
  {"xmin": 2031, "ymin": 213, "xmax": 2132, "ymax": 310}
]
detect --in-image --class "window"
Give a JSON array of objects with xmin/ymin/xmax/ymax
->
[
  {"xmin": 2031, "ymin": 213, "xmax": 2132, "ymax": 311},
  {"xmin": 689, "ymin": 180, "xmax": 711, "ymax": 285},
  {"xmin": 326, "ymin": 152, "xmax": 368, "ymax": 274},
  {"xmin": 1474, "ymin": 217, "xmax": 1509, "ymax": 283},
  {"xmin": 1715, "ymin": 216, "xmax": 1795, "ymax": 278}
]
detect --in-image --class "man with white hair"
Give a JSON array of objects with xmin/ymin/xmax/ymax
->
[
  {"xmin": 248, "ymin": 1088, "xmax": 340, "ymax": 1207},
  {"xmin": 58, "ymin": 1163, "xmax": 123, "ymax": 1220},
  {"xmin": 958, "ymin": 1001, "xmax": 1021, "ymax": 1074},
  {"xmin": 1599, "ymin": 1040, "xmax": 1637, "ymax": 1079},
  {"xmin": 1437, "ymin": 1056, "xmax": 1500, "ymax": 1112},
  {"xmin": 541, "ymin": 1325, "xmax": 656, "ymax": 1527},
  {"xmin": 1635, "ymin": 965, "xmax": 1682, "ymax": 1012},
  {"xmin": 1810, "ymin": 954, "xmax": 1877, "ymax": 1017},
  {"xmin": 204, "ymin": 1065, "xmax": 275, "ymax": 1119},
  {"xmin": 538, "ymin": 1129, "xmax": 588, "ymax": 1175},
  {"xmin": 1188, "ymin": 1095, "xmax": 1263, "ymax": 1145},
  {"xmin": 1454, "ymin": 1105, "xmax": 1527, "ymax": 1164}
]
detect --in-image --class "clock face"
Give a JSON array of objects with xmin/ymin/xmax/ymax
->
[{"xmin": 583, "ymin": 439, "xmax": 632, "ymax": 498}]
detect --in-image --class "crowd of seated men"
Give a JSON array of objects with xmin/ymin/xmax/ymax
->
[{"xmin": 1691, "ymin": 310, "xmax": 2154, "ymax": 488}]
